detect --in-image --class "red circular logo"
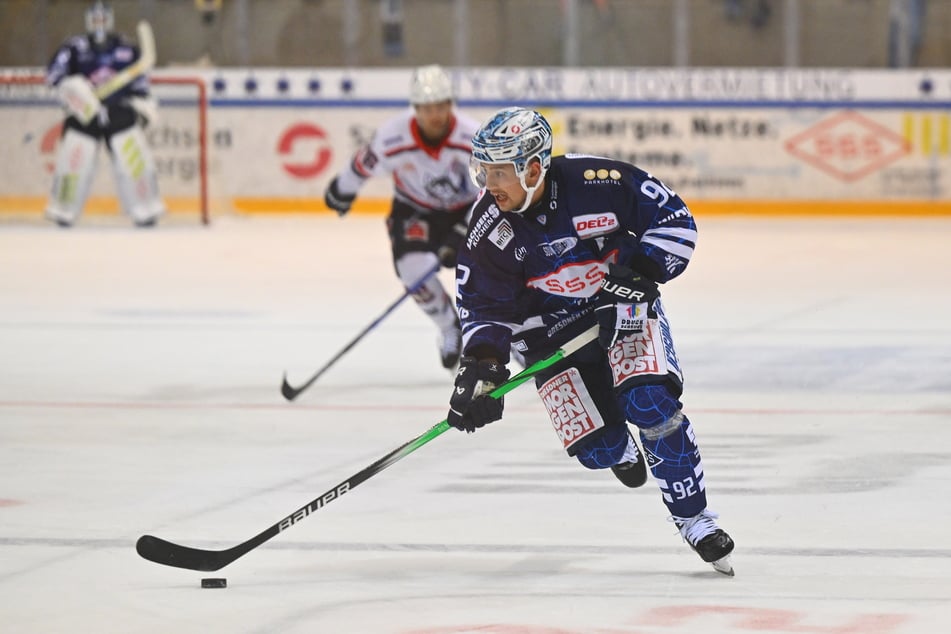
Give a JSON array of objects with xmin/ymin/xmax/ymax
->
[{"xmin": 276, "ymin": 123, "xmax": 333, "ymax": 179}]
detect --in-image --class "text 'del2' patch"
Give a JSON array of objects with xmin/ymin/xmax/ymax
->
[{"xmin": 574, "ymin": 212, "xmax": 618, "ymax": 239}]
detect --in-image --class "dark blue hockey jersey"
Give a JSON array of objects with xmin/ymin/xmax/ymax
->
[
  {"xmin": 46, "ymin": 34, "xmax": 148, "ymax": 105},
  {"xmin": 456, "ymin": 154, "xmax": 697, "ymax": 364}
]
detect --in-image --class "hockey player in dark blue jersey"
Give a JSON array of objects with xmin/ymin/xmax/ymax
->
[
  {"xmin": 447, "ymin": 107, "xmax": 735, "ymax": 575},
  {"xmin": 44, "ymin": 1, "xmax": 165, "ymax": 227}
]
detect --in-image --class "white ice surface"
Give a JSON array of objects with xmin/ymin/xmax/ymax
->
[{"xmin": 1, "ymin": 215, "xmax": 949, "ymax": 633}]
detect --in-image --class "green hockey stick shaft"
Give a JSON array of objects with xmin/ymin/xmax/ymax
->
[{"xmin": 136, "ymin": 324, "xmax": 598, "ymax": 571}]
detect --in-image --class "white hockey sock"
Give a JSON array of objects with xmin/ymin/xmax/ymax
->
[{"xmin": 396, "ymin": 252, "xmax": 457, "ymax": 331}]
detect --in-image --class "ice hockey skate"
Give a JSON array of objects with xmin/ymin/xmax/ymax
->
[
  {"xmin": 438, "ymin": 316, "xmax": 462, "ymax": 369},
  {"xmin": 674, "ymin": 509, "xmax": 735, "ymax": 576},
  {"xmin": 610, "ymin": 430, "xmax": 647, "ymax": 488}
]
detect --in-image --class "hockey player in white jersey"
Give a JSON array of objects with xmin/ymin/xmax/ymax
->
[
  {"xmin": 323, "ymin": 65, "xmax": 480, "ymax": 369},
  {"xmin": 44, "ymin": 1, "xmax": 165, "ymax": 227}
]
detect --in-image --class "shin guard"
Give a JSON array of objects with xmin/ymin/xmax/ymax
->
[{"xmin": 639, "ymin": 411, "xmax": 708, "ymax": 519}]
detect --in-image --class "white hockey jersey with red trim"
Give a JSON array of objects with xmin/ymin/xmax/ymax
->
[{"xmin": 334, "ymin": 109, "xmax": 481, "ymax": 213}]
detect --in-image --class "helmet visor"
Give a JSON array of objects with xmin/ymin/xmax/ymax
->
[
  {"xmin": 469, "ymin": 156, "xmax": 521, "ymax": 190},
  {"xmin": 86, "ymin": 4, "xmax": 113, "ymax": 41}
]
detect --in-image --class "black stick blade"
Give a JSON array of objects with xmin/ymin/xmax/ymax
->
[
  {"xmin": 280, "ymin": 373, "xmax": 302, "ymax": 401},
  {"xmin": 136, "ymin": 534, "xmax": 233, "ymax": 572}
]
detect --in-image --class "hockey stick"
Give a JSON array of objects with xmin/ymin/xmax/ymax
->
[
  {"xmin": 280, "ymin": 262, "xmax": 442, "ymax": 401},
  {"xmin": 94, "ymin": 21, "xmax": 156, "ymax": 100},
  {"xmin": 136, "ymin": 324, "xmax": 598, "ymax": 572}
]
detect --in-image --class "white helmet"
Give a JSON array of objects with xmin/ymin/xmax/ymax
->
[
  {"xmin": 469, "ymin": 107, "xmax": 553, "ymax": 213},
  {"xmin": 409, "ymin": 65, "xmax": 453, "ymax": 105},
  {"xmin": 85, "ymin": 1, "xmax": 114, "ymax": 44}
]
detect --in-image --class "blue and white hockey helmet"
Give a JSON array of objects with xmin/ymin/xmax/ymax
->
[
  {"xmin": 469, "ymin": 107, "xmax": 552, "ymax": 189},
  {"xmin": 85, "ymin": 1, "xmax": 114, "ymax": 44}
]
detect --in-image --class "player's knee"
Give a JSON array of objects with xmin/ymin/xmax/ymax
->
[
  {"xmin": 619, "ymin": 383, "xmax": 682, "ymax": 430},
  {"xmin": 574, "ymin": 423, "xmax": 628, "ymax": 470}
]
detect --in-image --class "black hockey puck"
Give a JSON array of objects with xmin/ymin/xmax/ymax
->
[{"xmin": 200, "ymin": 577, "xmax": 227, "ymax": 588}]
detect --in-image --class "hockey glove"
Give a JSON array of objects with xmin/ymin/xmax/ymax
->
[
  {"xmin": 436, "ymin": 220, "xmax": 469, "ymax": 268},
  {"xmin": 129, "ymin": 96, "xmax": 159, "ymax": 127},
  {"xmin": 57, "ymin": 75, "xmax": 103, "ymax": 126},
  {"xmin": 448, "ymin": 357, "xmax": 510, "ymax": 433},
  {"xmin": 594, "ymin": 263, "xmax": 660, "ymax": 349},
  {"xmin": 324, "ymin": 177, "xmax": 356, "ymax": 216}
]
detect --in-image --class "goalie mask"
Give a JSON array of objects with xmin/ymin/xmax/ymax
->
[
  {"xmin": 85, "ymin": 1, "xmax": 114, "ymax": 45},
  {"xmin": 409, "ymin": 65, "xmax": 453, "ymax": 105},
  {"xmin": 469, "ymin": 107, "xmax": 553, "ymax": 213}
]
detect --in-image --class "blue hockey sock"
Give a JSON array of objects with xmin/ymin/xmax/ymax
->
[{"xmin": 639, "ymin": 412, "xmax": 708, "ymax": 519}]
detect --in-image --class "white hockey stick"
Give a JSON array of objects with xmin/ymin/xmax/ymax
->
[
  {"xmin": 94, "ymin": 21, "xmax": 156, "ymax": 100},
  {"xmin": 281, "ymin": 263, "xmax": 441, "ymax": 401}
]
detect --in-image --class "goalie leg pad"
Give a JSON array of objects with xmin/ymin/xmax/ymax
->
[
  {"xmin": 45, "ymin": 127, "xmax": 99, "ymax": 226},
  {"xmin": 107, "ymin": 125, "xmax": 166, "ymax": 225}
]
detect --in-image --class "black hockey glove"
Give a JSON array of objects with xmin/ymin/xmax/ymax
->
[
  {"xmin": 436, "ymin": 220, "xmax": 468, "ymax": 268},
  {"xmin": 594, "ymin": 263, "xmax": 660, "ymax": 349},
  {"xmin": 447, "ymin": 357, "xmax": 510, "ymax": 433},
  {"xmin": 324, "ymin": 177, "xmax": 356, "ymax": 216}
]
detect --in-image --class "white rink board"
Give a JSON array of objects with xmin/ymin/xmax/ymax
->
[
  {"xmin": 0, "ymin": 79, "xmax": 204, "ymax": 199},
  {"xmin": 207, "ymin": 105, "xmax": 951, "ymax": 201},
  {"xmin": 2, "ymin": 67, "xmax": 951, "ymax": 213}
]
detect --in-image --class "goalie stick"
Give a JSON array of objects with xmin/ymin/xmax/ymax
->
[
  {"xmin": 280, "ymin": 263, "xmax": 441, "ymax": 401},
  {"xmin": 94, "ymin": 21, "xmax": 156, "ymax": 100},
  {"xmin": 136, "ymin": 324, "xmax": 598, "ymax": 572}
]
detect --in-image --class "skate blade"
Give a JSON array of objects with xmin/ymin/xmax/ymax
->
[{"xmin": 711, "ymin": 555, "xmax": 734, "ymax": 577}]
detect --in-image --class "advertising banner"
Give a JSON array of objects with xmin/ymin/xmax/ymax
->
[{"xmin": 2, "ymin": 67, "xmax": 950, "ymax": 217}]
